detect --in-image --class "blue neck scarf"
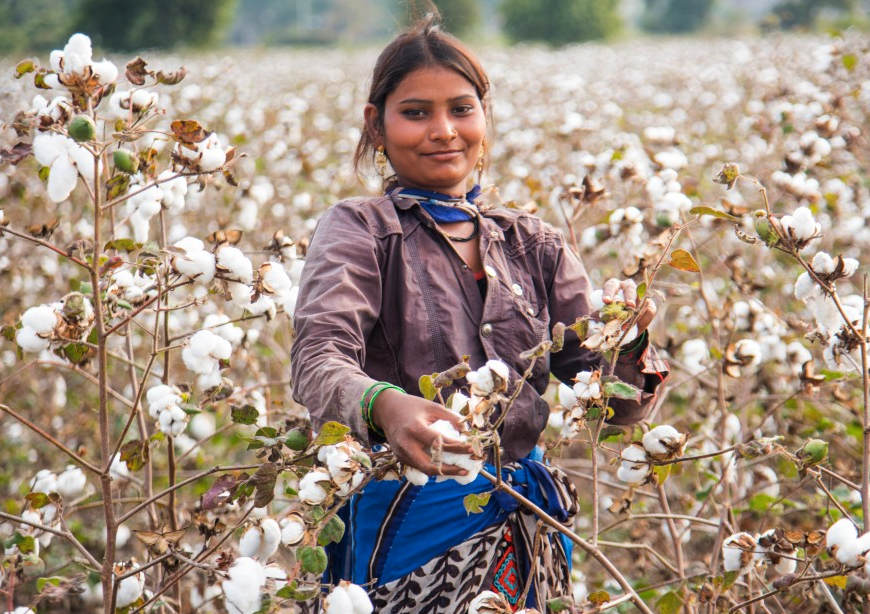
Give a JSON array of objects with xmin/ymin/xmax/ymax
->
[{"xmin": 397, "ymin": 185, "xmax": 482, "ymax": 223}]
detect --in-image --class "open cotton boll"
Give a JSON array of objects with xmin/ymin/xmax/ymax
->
[
  {"xmin": 811, "ymin": 251, "xmax": 835, "ymax": 275},
  {"xmin": 734, "ymin": 339, "xmax": 762, "ymax": 368},
  {"xmin": 572, "ymin": 371, "xmax": 601, "ymax": 401},
  {"xmin": 218, "ymin": 247, "xmax": 254, "ymax": 284},
  {"xmin": 438, "ymin": 452, "xmax": 483, "ymax": 485},
  {"xmin": 324, "ymin": 584, "xmax": 358, "ymax": 613},
  {"xmin": 794, "ymin": 272, "xmax": 820, "ymax": 301},
  {"xmin": 21, "ymin": 305, "xmax": 59, "ymax": 335},
  {"xmin": 722, "ymin": 532, "xmax": 757, "ymax": 575},
  {"xmin": 279, "ymin": 515, "xmax": 306, "ymax": 546},
  {"xmin": 835, "ymin": 531, "xmax": 870, "ymax": 567},
  {"xmin": 239, "ymin": 519, "xmax": 281, "ymax": 560},
  {"xmin": 826, "ymin": 518, "xmax": 858, "ymax": 558},
  {"xmin": 57, "ymin": 465, "xmax": 87, "ymax": 499},
  {"xmin": 298, "ymin": 469, "xmax": 331, "ymax": 505},
  {"xmin": 114, "ymin": 562, "xmax": 145, "ymax": 608},
  {"xmin": 642, "ymin": 425, "xmax": 684, "ymax": 456},
  {"xmin": 223, "ymin": 557, "xmax": 267, "ymax": 614},
  {"xmin": 468, "ymin": 590, "xmax": 512, "ymax": 614},
  {"xmin": 91, "ymin": 59, "xmax": 118, "ymax": 84},
  {"xmin": 16, "ymin": 327, "xmax": 51, "ymax": 353},
  {"xmin": 30, "ymin": 469, "xmax": 58, "ymax": 493}
]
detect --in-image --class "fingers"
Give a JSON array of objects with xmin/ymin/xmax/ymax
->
[
  {"xmin": 602, "ymin": 278, "xmax": 638, "ymax": 308},
  {"xmin": 635, "ymin": 296, "xmax": 657, "ymax": 332}
]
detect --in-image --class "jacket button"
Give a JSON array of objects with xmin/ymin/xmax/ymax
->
[
  {"xmin": 484, "ymin": 265, "xmax": 497, "ymax": 278},
  {"xmin": 481, "ymin": 323, "xmax": 493, "ymax": 337},
  {"xmin": 490, "ymin": 231, "xmax": 499, "ymax": 239},
  {"xmin": 512, "ymin": 283, "xmax": 523, "ymax": 296}
]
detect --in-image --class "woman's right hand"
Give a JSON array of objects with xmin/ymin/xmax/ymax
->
[{"xmin": 371, "ymin": 389, "xmax": 475, "ymax": 476}]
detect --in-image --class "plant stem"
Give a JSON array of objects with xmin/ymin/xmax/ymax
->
[{"xmin": 480, "ymin": 469, "xmax": 654, "ymax": 614}]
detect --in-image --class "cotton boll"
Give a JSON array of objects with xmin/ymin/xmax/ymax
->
[
  {"xmin": 812, "ymin": 251, "xmax": 835, "ymax": 275},
  {"xmin": 826, "ymin": 518, "xmax": 858, "ymax": 560},
  {"xmin": 723, "ymin": 532, "xmax": 756, "ymax": 575},
  {"xmin": 835, "ymin": 531, "xmax": 870, "ymax": 567},
  {"xmin": 642, "ymin": 425, "xmax": 685, "ymax": 457},
  {"xmin": 217, "ymin": 247, "xmax": 254, "ymax": 284},
  {"xmin": 734, "ymin": 339, "xmax": 762, "ymax": 368},
  {"xmin": 324, "ymin": 584, "xmax": 355, "ymax": 613},
  {"xmin": 616, "ymin": 464, "xmax": 649, "ymax": 485},
  {"xmin": 30, "ymin": 469, "xmax": 58, "ymax": 493},
  {"xmin": 21, "ymin": 305, "xmax": 59, "ymax": 335},
  {"xmin": 223, "ymin": 557, "xmax": 267, "ymax": 614},
  {"xmin": 57, "ymin": 465, "xmax": 87, "ymax": 499},
  {"xmin": 239, "ymin": 519, "xmax": 281, "ymax": 560},
  {"xmin": 279, "ymin": 515, "xmax": 306, "ymax": 546},
  {"xmin": 344, "ymin": 582, "xmax": 374, "ymax": 614},
  {"xmin": 298, "ymin": 469, "xmax": 331, "ymax": 505},
  {"xmin": 16, "ymin": 327, "xmax": 52, "ymax": 353},
  {"xmin": 114, "ymin": 562, "xmax": 145, "ymax": 608}
]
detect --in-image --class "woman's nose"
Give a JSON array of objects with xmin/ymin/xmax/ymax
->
[{"xmin": 429, "ymin": 112, "xmax": 457, "ymax": 142}]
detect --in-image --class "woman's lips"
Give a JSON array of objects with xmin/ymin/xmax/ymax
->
[{"xmin": 423, "ymin": 149, "xmax": 463, "ymax": 161}]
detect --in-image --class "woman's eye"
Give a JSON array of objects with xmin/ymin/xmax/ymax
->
[
  {"xmin": 401, "ymin": 109, "xmax": 426, "ymax": 117},
  {"xmin": 454, "ymin": 105, "xmax": 474, "ymax": 114}
]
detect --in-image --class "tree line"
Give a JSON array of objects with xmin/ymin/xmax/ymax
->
[{"xmin": 0, "ymin": 0, "xmax": 865, "ymax": 54}]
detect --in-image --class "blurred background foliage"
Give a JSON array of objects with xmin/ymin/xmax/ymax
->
[{"xmin": 0, "ymin": 0, "xmax": 868, "ymax": 54}]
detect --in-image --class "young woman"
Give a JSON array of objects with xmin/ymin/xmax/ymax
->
[{"xmin": 290, "ymin": 14, "xmax": 667, "ymax": 612}]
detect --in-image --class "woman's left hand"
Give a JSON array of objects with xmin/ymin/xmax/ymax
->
[{"xmin": 602, "ymin": 278, "xmax": 657, "ymax": 333}]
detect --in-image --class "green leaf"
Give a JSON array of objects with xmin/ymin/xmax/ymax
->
[
  {"xmin": 312, "ymin": 421, "xmax": 351, "ymax": 446},
  {"xmin": 38, "ymin": 166, "xmax": 50, "ymax": 182},
  {"xmin": 588, "ymin": 590, "xmax": 610, "ymax": 606},
  {"xmin": 721, "ymin": 570, "xmax": 740, "ymax": 590},
  {"xmin": 586, "ymin": 406, "xmax": 603, "ymax": 421},
  {"xmin": 104, "ymin": 238, "xmax": 142, "ymax": 253},
  {"xmin": 298, "ymin": 545, "xmax": 328, "ymax": 575},
  {"xmin": 636, "ymin": 282, "xmax": 647, "ymax": 300},
  {"xmin": 419, "ymin": 374, "xmax": 437, "ymax": 401},
  {"xmin": 37, "ymin": 576, "xmax": 64, "ymax": 592},
  {"xmin": 656, "ymin": 590, "xmax": 683, "ymax": 614},
  {"xmin": 230, "ymin": 404, "xmax": 259, "ymax": 425},
  {"xmin": 748, "ymin": 493, "xmax": 779, "ymax": 513},
  {"xmin": 689, "ymin": 206, "xmax": 739, "ymax": 221},
  {"xmin": 62, "ymin": 342, "xmax": 89, "ymax": 365},
  {"xmin": 602, "ymin": 379, "xmax": 641, "ymax": 402},
  {"xmin": 4, "ymin": 531, "xmax": 36, "ymax": 554},
  {"xmin": 666, "ymin": 248, "xmax": 700, "ymax": 273},
  {"xmin": 653, "ymin": 464, "xmax": 671, "ymax": 485},
  {"xmin": 25, "ymin": 492, "xmax": 57, "ymax": 508},
  {"xmin": 546, "ymin": 596, "xmax": 574, "ymax": 612},
  {"xmin": 15, "ymin": 59, "xmax": 36, "ymax": 78},
  {"xmin": 79, "ymin": 281, "xmax": 94, "ymax": 296},
  {"xmin": 463, "ymin": 492, "xmax": 491, "ymax": 514},
  {"xmin": 317, "ymin": 515, "xmax": 346, "ymax": 546},
  {"xmin": 119, "ymin": 439, "xmax": 149, "ymax": 472},
  {"xmin": 842, "ymin": 54, "xmax": 857, "ymax": 72},
  {"xmin": 2, "ymin": 324, "xmax": 19, "ymax": 342},
  {"xmin": 276, "ymin": 581, "xmax": 320, "ymax": 601}
]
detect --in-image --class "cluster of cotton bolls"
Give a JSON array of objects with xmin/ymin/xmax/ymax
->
[
  {"xmin": 171, "ymin": 237, "xmax": 217, "ymax": 285},
  {"xmin": 646, "ymin": 168, "xmax": 693, "ymax": 227},
  {"xmin": 551, "ymin": 370, "xmax": 603, "ymax": 438},
  {"xmin": 108, "ymin": 269, "xmax": 156, "ymax": 305},
  {"xmin": 181, "ymin": 329, "xmax": 233, "ymax": 390},
  {"xmin": 239, "ymin": 517, "xmax": 282, "ymax": 560},
  {"xmin": 616, "ymin": 425, "xmax": 687, "ymax": 485},
  {"xmin": 608, "ymin": 206, "xmax": 645, "ymax": 245},
  {"xmin": 146, "ymin": 384, "xmax": 189, "ymax": 437},
  {"xmin": 456, "ymin": 358, "xmax": 511, "ymax": 431},
  {"xmin": 220, "ymin": 555, "xmax": 290, "ymax": 614},
  {"xmin": 175, "ymin": 132, "xmax": 230, "ymax": 172},
  {"xmin": 202, "ymin": 313, "xmax": 246, "ymax": 348},
  {"xmin": 124, "ymin": 174, "xmax": 167, "ymax": 243},
  {"xmin": 32, "ymin": 132, "xmax": 100, "ymax": 203},
  {"xmin": 44, "ymin": 33, "xmax": 118, "ymax": 91},
  {"xmin": 15, "ymin": 295, "xmax": 94, "ymax": 354},
  {"xmin": 578, "ymin": 288, "xmax": 639, "ymax": 354},
  {"xmin": 793, "ymin": 250, "xmax": 863, "ymax": 370},
  {"xmin": 30, "ymin": 465, "xmax": 88, "ymax": 500},
  {"xmin": 722, "ymin": 530, "xmax": 797, "ymax": 577},
  {"xmin": 298, "ymin": 440, "xmax": 371, "ymax": 505}
]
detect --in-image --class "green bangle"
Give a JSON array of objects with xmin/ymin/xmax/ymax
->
[
  {"xmin": 619, "ymin": 329, "xmax": 648, "ymax": 356},
  {"xmin": 360, "ymin": 382, "xmax": 405, "ymax": 437}
]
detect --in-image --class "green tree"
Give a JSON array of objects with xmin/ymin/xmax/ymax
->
[
  {"xmin": 641, "ymin": 0, "xmax": 715, "ymax": 34},
  {"xmin": 769, "ymin": 0, "xmax": 855, "ymax": 29},
  {"xmin": 0, "ymin": 0, "xmax": 77, "ymax": 55},
  {"xmin": 500, "ymin": 0, "xmax": 621, "ymax": 46},
  {"xmin": 74, "ymin": 0, "xmax": 238, "ymax": 51}
]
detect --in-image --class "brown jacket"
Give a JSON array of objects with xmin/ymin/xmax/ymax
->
[{"xmin": 290, "ymin": 190, "xmax": 667, "ymax": 462}]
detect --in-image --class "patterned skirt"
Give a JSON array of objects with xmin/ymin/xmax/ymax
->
[{"xmin": 326, "ymin": 456, "xmax": 578, "ymax": 613}]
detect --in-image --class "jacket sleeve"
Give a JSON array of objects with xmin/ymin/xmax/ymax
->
[
  {"xmin": 290, "ymin": 201, "xmax": 383, "ymax": 442},
  {"xmin": 544, "ymin": 227, "xmax": 668, "ymax": 426}
]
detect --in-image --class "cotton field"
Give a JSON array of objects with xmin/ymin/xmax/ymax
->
[{"xmin": 0, "ymin": 31, "xmax": 869, "ymax": 612}]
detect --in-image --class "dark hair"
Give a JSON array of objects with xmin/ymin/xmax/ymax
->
[{"xmin": 353, "ymin": 12, "xmax": 491, "ymax": 180}]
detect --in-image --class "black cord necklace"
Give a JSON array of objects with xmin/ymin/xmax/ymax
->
[{"xmin": 444, "ymin": 216, "xmax": 479, "ymax": 242}]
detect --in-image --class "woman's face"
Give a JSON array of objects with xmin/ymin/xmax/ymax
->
[{"xmin": 367, "ymin": 66, "xmax": 486, "ymax": 196}]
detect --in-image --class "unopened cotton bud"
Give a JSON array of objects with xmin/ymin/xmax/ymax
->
[{"xmin": 68, "ymin": 115, "xmax": 96, "ymax": 142}]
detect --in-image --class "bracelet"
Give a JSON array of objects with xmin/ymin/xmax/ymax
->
[
  {"xmin": 618, "ymin": 329, "xmax": 648, "ymax": 357},
  {"xmin": 360, "ymin": 382, "xmax": 405, "ymax": 437}
]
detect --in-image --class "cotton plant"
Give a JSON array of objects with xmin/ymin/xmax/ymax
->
[
  {"xmin": 615, "ymin": 425, "xmax": 688, "ymax": 486},
  {"xmin": 569, "ymin": 287, "xmax": 639, "ymax": 354}
]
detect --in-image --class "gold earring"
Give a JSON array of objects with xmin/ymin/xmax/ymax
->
[
  {"xmin": 476, "ymin": 146, "xmax": 485, "ymax": 178},
  {"xmin": 376, "ymin": 145, "xmax": 388, "ymax": 178}
]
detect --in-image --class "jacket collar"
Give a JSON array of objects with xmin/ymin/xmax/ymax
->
[{"xmin": 388, "ymin": 187, "xmax": 505, "ymax": 242}]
